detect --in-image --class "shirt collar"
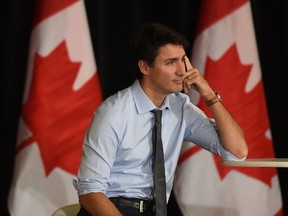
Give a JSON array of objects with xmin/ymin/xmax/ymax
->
[{"xmin": 131, "ymin": 80, "xmax": 171, "ymax": 114}]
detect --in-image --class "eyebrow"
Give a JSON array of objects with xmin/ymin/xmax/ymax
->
[{"xmin": 165, "ymin": 55, "xmax": 187, "ymax": 62}]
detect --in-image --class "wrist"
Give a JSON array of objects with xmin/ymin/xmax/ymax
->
[{"xmin": 205, "ymin": 91, "xmax": 222, "ymax": 106}]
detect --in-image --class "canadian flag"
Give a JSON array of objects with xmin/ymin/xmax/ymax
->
[
  {"xmin": 8, "ymin": 0, "xmax": 102, "ymax": 215},
  {"xmin": 173, "ymin": 0, "xmax": 283, "ymax": 215}
]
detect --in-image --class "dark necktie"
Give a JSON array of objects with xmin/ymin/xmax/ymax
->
[{"xmin": 152, "ymin": 109, "xmax": 167, "ymax": 216}]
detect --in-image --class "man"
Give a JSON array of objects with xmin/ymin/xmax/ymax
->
[{"xmin": 73, "ymin": 22, "xmax": 248, "ymax": 216}]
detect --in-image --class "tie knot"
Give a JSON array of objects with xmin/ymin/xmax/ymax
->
[{"xmin": 152, "ymin": 109, "xmax": 162, "ymax": 125}]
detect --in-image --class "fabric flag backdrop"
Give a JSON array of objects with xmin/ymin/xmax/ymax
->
[
  {"xmin": 174, "ymin": 0, "xmax": 283, "ymax": 215},
  {"xmin": 8, "ymin": 0, "xmax": 102, "ymax": 215}
]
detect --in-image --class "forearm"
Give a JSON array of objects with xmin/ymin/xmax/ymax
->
[
  {"xmin": 209, "ymin": 101, "xmax": 248, "ymax": 159},
  {"xmin": 79, "ymin": 192, "xmax": 122, "ymax": 216}
]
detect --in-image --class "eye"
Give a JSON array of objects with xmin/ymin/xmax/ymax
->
[{"xmin": 167, "ymin": 60, "xmax": 175, "ymax": 65}]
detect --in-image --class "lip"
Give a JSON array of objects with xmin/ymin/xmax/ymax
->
[{"xmin": 173, "ymin": 79, "xmax": 183, "ymax": 84}]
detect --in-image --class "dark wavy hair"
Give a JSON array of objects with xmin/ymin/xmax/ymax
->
[{"xmin": 129, "ymin": 22, "xmax": 190, "ymax": 80}]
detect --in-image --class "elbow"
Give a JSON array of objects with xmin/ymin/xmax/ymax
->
[
  {"xmin": 235, "ymin": 141, "xmax": 249, "ymax": 160},
  {"xmin": 237, "ymin": 149, "xmax": 248, "ymax": 160}
]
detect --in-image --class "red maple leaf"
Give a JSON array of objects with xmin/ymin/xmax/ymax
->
[
  {"xmin": 17, "ymin": 41, "xmax": 102, "ymax": 176},
  {"xmin": 180, "ymin": 44, "xmax": 277, "ymax": 186}
]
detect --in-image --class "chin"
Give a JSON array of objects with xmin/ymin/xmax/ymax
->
[{"xmin": 171, "ymin": 87, "xmax": 183, "ymax": 94}]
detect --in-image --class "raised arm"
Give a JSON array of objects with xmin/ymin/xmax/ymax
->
[{"xmin": 183, "ymin": 56, "xmax": 248, "ymax": 159}]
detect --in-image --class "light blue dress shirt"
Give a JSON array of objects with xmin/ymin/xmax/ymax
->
[{"xmin": 73, "ymin": 80, "xmax": 239, "ymax": 202}]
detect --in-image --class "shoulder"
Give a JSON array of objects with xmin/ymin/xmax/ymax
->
[{"xmin": 97, "ymin": 86, "xmax": 133, "ymax": 115}]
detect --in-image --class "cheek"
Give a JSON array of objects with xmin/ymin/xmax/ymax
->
[
  {"xmin": 150, "ymin": 65, "xmax": 175, "ymax": 83},
  {"xmin": 156, "ymin": 71, "xmax": 170, "ymax": 83}
]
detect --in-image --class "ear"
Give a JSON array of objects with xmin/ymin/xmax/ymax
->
[{"xmin": 138, "ymin": 60, "xmax": 149, "ymax": 75}]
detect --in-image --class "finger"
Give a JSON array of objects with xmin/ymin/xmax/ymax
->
[
  {"xmin": 184, "ymin": 68, "xmax": 197, "ymax": 81},
  {"xmin": 183, "ymin": 81, "xmax": 189, "ymax": 94},
  {"xmin": 183, "ymin": 79, "xmax": 193, "ymax": 94},
  {"xmin": 184, "ymin": 56, "xmax": 193, "ymax": 71},
  {"xmin": 183, "ymin": 74, "xmax": 194, "ymax": 94}
]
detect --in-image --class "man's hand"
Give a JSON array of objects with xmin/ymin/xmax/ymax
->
[{"xmin": 182, "ymin": 56, "xmax": 215, "ymax": 100}]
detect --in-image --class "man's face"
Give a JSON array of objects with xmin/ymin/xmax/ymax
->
[{"xmin": 146, "ymin": 44, "xmax": 187, "ymax": 95}]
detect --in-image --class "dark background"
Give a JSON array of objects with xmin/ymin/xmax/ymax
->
[{"xmin": 1, "ymin": 0, "xmax": 288, "ymax": 215}]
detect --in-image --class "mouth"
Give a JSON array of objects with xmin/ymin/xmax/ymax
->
[{"xmin": 173, "ymin": 79, "xmax": 183, "ymax": 85}]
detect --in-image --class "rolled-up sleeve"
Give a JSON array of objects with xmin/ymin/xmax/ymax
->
[{"xmin": 73, "ymin": 178, "xmax": 107, "ymax": 195}]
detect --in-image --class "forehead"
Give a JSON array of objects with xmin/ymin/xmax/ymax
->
[{"xmin": 157, "ymin": 44, "xmax": 186, "ymax": 60}]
